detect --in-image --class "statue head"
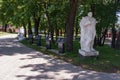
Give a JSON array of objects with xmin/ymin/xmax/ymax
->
[{"xmin": 88, "ymin": 12, "xmax": 92, "ymax": 17}]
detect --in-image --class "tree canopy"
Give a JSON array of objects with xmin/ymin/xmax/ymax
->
[{"xmin": 0, "ymin": 0, "xmax": 120, "ymax": 51}]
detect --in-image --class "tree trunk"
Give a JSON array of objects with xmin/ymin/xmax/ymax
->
[
  {"xmin": 34, "ymin": 19, "xmax": 40, "ymax": 36},
  {"xmin": 33, "ymin": 12, "xmax": 40, "ymax": 36},
  {"xmin": 116, "ymin": 28, "xmax": 120, "ymax": 49},
  {"xmin": 44, "ymin": 2, "xmax": 54, "ymax": 42},
  {"xmin": 98, "ymin": 28, "xmax": 108, "ymax": 46},
  {"xmin": 45, "ymin": 8, "xmax": 54, "ymax": 42},
  {"xmin": 3, "ymin": 24, "xmax": 7, "ymax": 32},
  {"xmin": 51, "ymin": 28, "xmax": 54, "ymax": 42},
  {"xmin": 55, "ymin": 28, "xmax": 59, "ymax": 41},
  {"xmin": 55, "ymin": 21, "xmax": 59, "ymax": 41},
  {"xmin": 22, "ymin": 22, "xmax": 27, "ymax": 38},
  {"xmin": 28, "ymin": 18, "xmax": 32, "ymax": 35},
  {"xmin": 65, "ymin": 0, "xmax": 78, "ymax": 52},
  {"xmin": 111, "ymin": 27, "xmax": 116, "ymax": 48},
  {"xmin": 34, "ymin": 20, "xmax": 39, "ymax": 36}
]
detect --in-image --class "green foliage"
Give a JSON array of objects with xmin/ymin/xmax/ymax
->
[
  {"xmin": 47, "ymin": 0, "xmax": 69, "ymax": 29},
  {"xmin": 0, "ymin": 0, "xmax": 14, "ymax": 24},
  {"xmin": 95, "ymin": 3, "xmax": 117, "ymax": 36}
]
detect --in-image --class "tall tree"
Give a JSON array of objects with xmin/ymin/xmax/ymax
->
[
  {"xmin": 95, "ymin": 1, "xmax": 117, "ymax": 46},
  {"xmin": 0, "ymin": 0, "xmax": 15, "ymax": 31},
  {"xmin": 65, "ymin": 0, "xmax": 78, "ymax": 52}
]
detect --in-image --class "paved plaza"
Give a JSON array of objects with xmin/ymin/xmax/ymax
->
[{"xmin": 0, "ymin": 34, "xmax": 120, "ymax": 80}]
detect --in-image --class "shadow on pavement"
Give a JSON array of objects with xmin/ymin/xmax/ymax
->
[
  {"xmin": 0, "ymin": 37, "xmax": 120, "ymax": 80},
  {"xmin": 17, "ymin": 52, "xmax": 120, "ymax": 80},
  {"xmin": 0, "ymin": 38, "xmax": 34, "ymax": 56}
]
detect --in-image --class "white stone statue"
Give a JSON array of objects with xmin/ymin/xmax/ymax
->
[
  {"xmin": 79, "ymin": 12, "xmax": 99, "ymax": 56},
  {"xmin": 20, "ymin": 26, "xmax": 24, "ymax": 34},
  {"xmin": 18, "ymin": 26, "xmax": 25, "ymax": 41}
]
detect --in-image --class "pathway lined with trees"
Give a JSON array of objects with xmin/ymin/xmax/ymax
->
[
  {"xmin": 0, "ymin": 0, "xmax": 120, "ymax": 78},
  {"xmin": 0, "ymin": 0, "xmax": 120, "ymax": 51},
  {"xmin": 0, "ymin": 34, "xmax": 120, "ymax": 80}
]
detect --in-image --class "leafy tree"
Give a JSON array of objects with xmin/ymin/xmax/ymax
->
[
  {"xmin": 95, "ymin": 3, "xmax": 117, "ymax": 46},
  {"xmin": 0, "ymin": 0, "xmax": 15, "ymax": 31}
]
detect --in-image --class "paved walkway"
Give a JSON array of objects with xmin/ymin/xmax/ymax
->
[{"xmin": 0, "ymin": 34, "xmax": 120, "ymax": 80}]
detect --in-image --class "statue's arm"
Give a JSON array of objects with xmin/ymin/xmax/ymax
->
[{"xmin": 84, "ymin": 18, "xmax": 91, "ymax": 27}]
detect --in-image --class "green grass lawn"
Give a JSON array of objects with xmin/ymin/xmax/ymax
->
[{"xmin": 20, "ymin": 38, "xmax": 120, "ymax": 73}]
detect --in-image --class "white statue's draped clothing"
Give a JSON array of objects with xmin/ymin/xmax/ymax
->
[
  {"xmin": 80, "ymin": 13, "xmax": 97, "ymax": 52},
  {"xmin": 18, "ymin": 26, "xmax": 25, "ymax": 41}
]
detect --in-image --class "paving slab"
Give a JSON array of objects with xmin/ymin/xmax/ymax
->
[{"xmin": 0, "ymin": 34, "xmax": 120, "ymax": 80}]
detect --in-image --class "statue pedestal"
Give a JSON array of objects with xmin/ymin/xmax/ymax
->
[
  {"xmin": 79, "ymin": 49, "xmax": 99, "ymax": 57},
  {"xmin": 18, "ymin": 33, "xmax": 25, "ymax": 41}
]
